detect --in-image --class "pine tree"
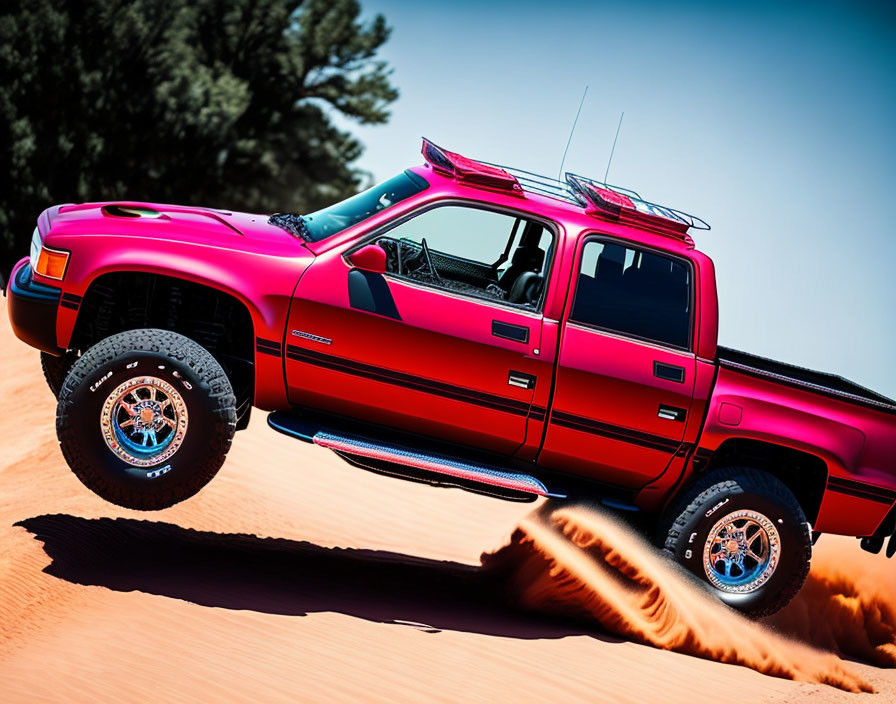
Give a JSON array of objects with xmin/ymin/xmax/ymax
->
[{"xmin": 0, "ymin": 0, "xmax": 397, "ymax": 274}]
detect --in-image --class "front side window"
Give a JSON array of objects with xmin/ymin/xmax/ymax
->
[
  {"xmin": 373, "ymin": 204, "xmax": 553, "ymax": 309},
  {"xmin": 300, "ymin": 170, "xmax": 429, "ymax": 241},
  {"xmin": 571, "ymin": 240, "xmax": 692, "ymax": 348}
]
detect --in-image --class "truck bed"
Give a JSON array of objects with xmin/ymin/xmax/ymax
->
[{"xmin": 717, "ymin": 346, "xmax": 896, "ymax": 414}]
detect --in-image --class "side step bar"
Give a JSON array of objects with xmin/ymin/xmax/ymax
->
[{"xmin": 268, "ymin": 412, "xmax": 565, "ymax": 500}]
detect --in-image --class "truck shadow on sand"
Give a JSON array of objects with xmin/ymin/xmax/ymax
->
[{"xmin": 15, "ymin": 513, "xmax": 606, "ymax": 642}]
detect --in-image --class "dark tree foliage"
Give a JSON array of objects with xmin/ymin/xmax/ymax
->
[{"xmin": 0, "ymin": 0, "xmax": 397, "ymax": 273}]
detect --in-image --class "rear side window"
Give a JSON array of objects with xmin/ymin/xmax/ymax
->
[{"xmin": 571, "ymin": 240, "xmax": 692, "ymax": 349}]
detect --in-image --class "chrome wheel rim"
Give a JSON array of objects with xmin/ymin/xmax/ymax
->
[
  {"xmin": 100, "ymin": 376, "xmax": 188, "ymax": 467},
  {"xmin": 703, "ymin": 509, "xmax": 781, "ymax": 593}
]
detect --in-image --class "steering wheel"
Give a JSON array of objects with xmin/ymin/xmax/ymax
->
[{"xmin": 419, "ymin": 238, "xmax": 441, "ymax": 282}]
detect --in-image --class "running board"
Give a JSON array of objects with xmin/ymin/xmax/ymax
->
[{"xmin": 267, "ymin": 412, "xmax": 565, "ymax": 499}]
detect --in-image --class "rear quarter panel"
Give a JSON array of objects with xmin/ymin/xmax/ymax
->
[{"xmin": 698, "ymin": 366, "xmax": 896, "ymax": 535}]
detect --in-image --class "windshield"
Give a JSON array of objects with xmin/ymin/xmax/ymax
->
[{"xmin": 301, "ymin": 170, "xmax": 429, "ymax": 242}]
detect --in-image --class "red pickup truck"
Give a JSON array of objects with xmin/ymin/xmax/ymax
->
[{"xmin": 7, "ymin": 139, "xmax": 895, "ymax": 616}]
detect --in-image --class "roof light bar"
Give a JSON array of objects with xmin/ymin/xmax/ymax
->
[{"xmin": 421, "ymin": 138, "xmax": 523, "ymax": 195}]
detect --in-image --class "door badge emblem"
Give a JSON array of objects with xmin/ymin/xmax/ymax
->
[{"xmin": 291, "ymin": 330, "xmax": 333, "ymax": 345}]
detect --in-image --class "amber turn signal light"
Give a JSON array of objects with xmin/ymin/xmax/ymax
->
[{"xmin": 35, "ymin": 246, "xmax": 70, "ymax": 280}]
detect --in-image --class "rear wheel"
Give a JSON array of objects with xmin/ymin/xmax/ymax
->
[
  {"xmin": 56, "ymin": 328, "xmax": 236, "ymax": 510},
  {"xmin": 661, "ymin": 467, "xmax": 811, "ymax": 617}
]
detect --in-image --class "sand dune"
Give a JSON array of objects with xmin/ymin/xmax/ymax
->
[{"xmin": 1, "ymin": 296, "xmax": 894, "ymax": 703}]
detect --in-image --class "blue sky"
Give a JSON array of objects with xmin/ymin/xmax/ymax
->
[{"xmin": 340, "ymin": 0, "xmax": 896, "ymax": 397}]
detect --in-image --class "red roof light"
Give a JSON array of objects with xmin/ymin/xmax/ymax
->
[
  {"xmin": 422, "ymin": 139, "xmax": 523, "ymax": 195},
  {"xmin": 566, "ymin": 173, "xmax": 703, "ymax": 240}
]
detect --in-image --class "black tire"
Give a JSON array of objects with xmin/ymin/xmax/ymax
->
[
  {"xmin": 41, "ymin": 350, "xmax": 80, "ymax": 398},
  {"xmin": 661, "ymin": 467, "xmax": 811, "ymax": 617},
  {"xmin": 56, "ymin": 328, "xmax": 236, "ymax": 510}
]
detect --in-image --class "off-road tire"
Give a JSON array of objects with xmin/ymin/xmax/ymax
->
[
  {"xmin": 41, "ymin": 350, "xmax": 79, "ymax": 398},
  {"xmin": 57, "ymin": 329, "xmax": 236, "ymax": 510},
  {"xmin": 661, "ymin": 467, "xmax": 811, "ymax": 617}
]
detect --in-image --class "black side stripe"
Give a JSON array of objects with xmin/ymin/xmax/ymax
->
[
  {"xmin": 59, "ymin": 292, "xmax": 82, "ymax": 311},
  {"xmin": 286, "ymin": 345, "xmax": 536, "ymax": 418},
  {"xmin": 676, "ymin": 442, "xmax": 694, "ymax": 458},
  {"xmin": 529, "ymin": 406, "xmax": 547, "ymax": 423},
  {"xmin": 827, "ymin": 476, "xmax": 896, "ymax": 504},
  {"xmin": 256, "ymin": 337, "xmax": 283, "ymax": 358},
  {"xmin": 550, "ymin": 410, "xmax": 682, "ymax": 454}
]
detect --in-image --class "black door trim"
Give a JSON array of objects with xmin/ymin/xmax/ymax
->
[
  {"xmin": 654, "ymin": 361, "xmax": 685, "ymax": 383},
  {"xmin": 492, "ymin": 320, "xmax": 529, "ymax": 343}
]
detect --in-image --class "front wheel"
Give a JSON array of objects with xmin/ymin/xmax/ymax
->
[
  {"xmin": 56, "ymin": 329, "xmax": 237, "ymax": 510},
  {"xmin": 661, "ymin": 467, "xmax": 811, "ymax": 617}
]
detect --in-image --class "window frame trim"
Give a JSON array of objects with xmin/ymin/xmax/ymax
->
[
  {"xmin": 345, "ymin": 197, "xmax": 560, "ymax": 315},
  {"xmin": 568, "ymin": 233, "xmax": 697, "ymax": 353}
]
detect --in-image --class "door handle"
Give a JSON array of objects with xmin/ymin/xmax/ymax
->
[
  {"xmin": 658, "ymin": 404, "xmax": 687, "ymax": 422},
  {"xmin": 508, "ymin": 370, "xmax": 536, "ymax": 390}
]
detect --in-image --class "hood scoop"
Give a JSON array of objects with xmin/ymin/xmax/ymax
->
[
  {"xmin": 102, "ymin": 205, "xmax": 165, "ymax": 219},
  {"xmin": 91, "ymin": 201, "xmax": 243, "ymax": 234}
]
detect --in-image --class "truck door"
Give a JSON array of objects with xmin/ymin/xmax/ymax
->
[
  {"xmin": 284, "ymin": 202, "xmax": 556, "ymax": 456},
  {"xmin": 539, "ymin": 237, "xmax": 697, "ymax": 488}
]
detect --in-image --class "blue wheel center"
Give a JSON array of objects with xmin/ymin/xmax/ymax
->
[
  {"xmin": 708, "ymin": 525, "xmax": 769, "ymax": 586},
  {"xmin": 112, "ymin": 398, "xmax": 175, "ymax": 458}
]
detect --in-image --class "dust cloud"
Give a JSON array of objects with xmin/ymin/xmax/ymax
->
[{"xmin": 482, "ymin": 503, "xmax": 891, "ymax": 692}]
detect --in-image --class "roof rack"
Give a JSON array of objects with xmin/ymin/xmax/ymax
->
[
  {"xmin": 478, "ymin": 162, "xmax": 584, "ymax": 207},
  {"xmin": 421, "ymin": 138, "xmax": 710, "ymax": 235},
  {"xmin": 565, "ymin": 173, "xmax": 710, "ymax": 232}
]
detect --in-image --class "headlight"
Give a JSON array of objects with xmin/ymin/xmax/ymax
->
[
  {"xmin": 29, "ymin": 227, "xmax": 40, "ymax": 271},
  {"xmin": 29, "ymin": 227, "xmax": 70, "ymax": 280}
]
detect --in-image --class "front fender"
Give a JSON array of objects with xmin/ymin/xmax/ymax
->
[{"xmin": 50, "ymin": 234, "xmax": 313, "ymax": 410}]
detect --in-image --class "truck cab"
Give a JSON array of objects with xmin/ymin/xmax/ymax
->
[{"xmin": 279, "ymin": 147, "xmax": 719, "ymax": 502}]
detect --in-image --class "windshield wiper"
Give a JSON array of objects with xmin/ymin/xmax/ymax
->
[{"xmin": 269, "ymin": 213, "xmax": 313, "ymax": 241}]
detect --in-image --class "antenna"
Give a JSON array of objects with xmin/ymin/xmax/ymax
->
[
  {"xmin": 557, "ymin": 86, "xmax": 588, "ymax": 180},
  {"xmin": 603, "ymin": 111, "xmax": 624, "ymax": 185}
]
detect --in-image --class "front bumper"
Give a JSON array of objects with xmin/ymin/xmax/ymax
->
[{"xmin": 6, "ymin": 259, "xmax": 64, "ymax": 354}]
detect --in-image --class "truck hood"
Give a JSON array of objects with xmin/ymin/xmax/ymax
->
[{"xmin": 42, "ymin": 201, "xmax": 305, "ymax": 254}]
